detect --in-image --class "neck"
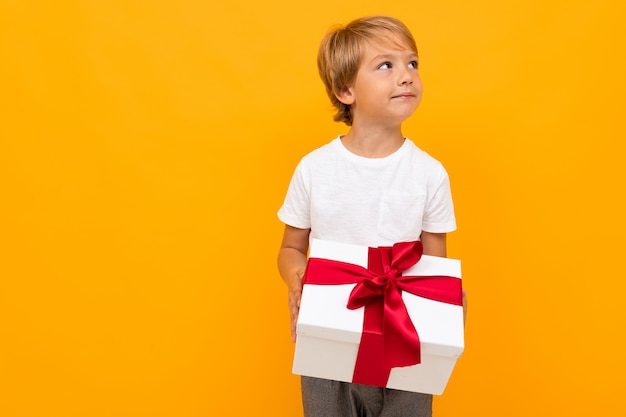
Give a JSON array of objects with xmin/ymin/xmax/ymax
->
[{"xmin": 340, "ymin": 124, "xmax": 405, "ymax": 158}]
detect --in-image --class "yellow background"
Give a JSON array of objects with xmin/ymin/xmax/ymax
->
[{"xmin": 1, "ymin": 1, "xmax": 624, "ymax": 416}]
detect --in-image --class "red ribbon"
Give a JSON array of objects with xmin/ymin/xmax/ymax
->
[{"xmin": 303, "ymin": 240, "xmax": 462, "ymax": 388}]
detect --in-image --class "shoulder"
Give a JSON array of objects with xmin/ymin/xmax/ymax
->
[
  {"xmin": 297, "ymin": 137, "xmax": 343, "ymax": 169},
  {"xmin": 402, "ymin": 139, "xmax": 448, "ymax": 175},
  {"xmin": 302, "ymin": 137, "xmax": 341, "ymax": 159}
]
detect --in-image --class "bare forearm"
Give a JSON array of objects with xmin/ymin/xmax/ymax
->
[
  {"xmin": 278, "ymin": 247, "xmax": 307, "ymax": 291},
  {"xmin": 277, "ymin": 225, "xmax": 310, "ymax": 288},
  {"xmin": 421, "ymin": 231, "xmax": 467, "ymax": 322},
  {"xmin": 277, "ymin": 225, "xmax": 310, "ymax": 342},
  {"xmin": 420, "ymin": 231, "xmax": 447, "ymax": 257}
]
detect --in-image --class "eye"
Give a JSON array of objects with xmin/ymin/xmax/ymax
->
[
  {"xmin": 408, "ymin": 60, "xmax": 419, "ymax": 69},
  {"xmin": 378, "ymin": 62, "xmax": 392, "ymax": 70}
]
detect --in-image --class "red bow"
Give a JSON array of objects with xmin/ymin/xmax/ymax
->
[{"xmin": 304, "ymin": 240, "xmax": 462, "ymax": 387}]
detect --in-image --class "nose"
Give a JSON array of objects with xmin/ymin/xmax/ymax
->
[{"xmin": 399, "ymin": 68, "xmax": 413, "ymax": 85}]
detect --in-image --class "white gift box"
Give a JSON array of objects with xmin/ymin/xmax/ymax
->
[{"xmin": 293, "ymin": 239, "xmax": 464, "ymax": 395}]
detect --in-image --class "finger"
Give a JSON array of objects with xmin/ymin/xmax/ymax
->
[{"xmin": 291, "ymin": 317, "xmax": 298, "ymax": 343}]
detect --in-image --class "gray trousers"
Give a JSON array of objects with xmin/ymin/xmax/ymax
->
[{"xmin": 301, "ymin": 376, "xmax": 432, "ymax": 417}]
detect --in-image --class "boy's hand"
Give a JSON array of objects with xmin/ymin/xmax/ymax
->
[{"xmin": 288, "ymin": 273, "xmax": 303, "ymax": 343}]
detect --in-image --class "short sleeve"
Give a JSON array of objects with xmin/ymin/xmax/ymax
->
[
  {"xmin": 277, "ymin": 161, "xmax": 311, "ymax": 229},
  {"xmin": 421, "ymin": 166, "xmax": 456, "ymax": 233}
]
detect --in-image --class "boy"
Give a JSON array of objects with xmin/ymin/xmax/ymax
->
[{"xmin": 277, "ymin": 15, "xmax": 466, "ymax": 417}]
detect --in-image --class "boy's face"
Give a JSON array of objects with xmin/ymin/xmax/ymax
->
[{"xmin": 338, "ymin": 35, "xmax": 422, "ymax": 127}]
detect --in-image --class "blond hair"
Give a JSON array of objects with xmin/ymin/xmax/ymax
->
[{"xmin": 317, "ymin": 16, "xmax": 418, "ymax": 126}]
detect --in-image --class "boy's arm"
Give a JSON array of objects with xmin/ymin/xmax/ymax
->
[
  {"xmin": 277, "ymin": 225, "xmax": 311, "ymax": 342},
  {"xmin": 421, "ymin": 231, "xmax": 467, "ymax": 323},
  {"xmin": 420, "ymin": 231, "xmax": 447, "ymax": 257}
]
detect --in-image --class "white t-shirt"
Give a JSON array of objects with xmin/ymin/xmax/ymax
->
[{"xmin": 278, "ymin": 137, "xmax": 456, "ymax": 247}]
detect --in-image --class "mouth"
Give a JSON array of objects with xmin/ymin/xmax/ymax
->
[{"xmin": 391, "ymin": 93, "xmax": 416, "ymax": 99}]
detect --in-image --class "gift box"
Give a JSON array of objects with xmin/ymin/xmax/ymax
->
[{"xmin": 293, "ymin": 238, "xmax": 464, "ymax": 395}]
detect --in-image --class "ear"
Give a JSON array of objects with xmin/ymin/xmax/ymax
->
[{"xmin": 335, "ymin": 86, "xmax": 355, "ymax": 105}]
